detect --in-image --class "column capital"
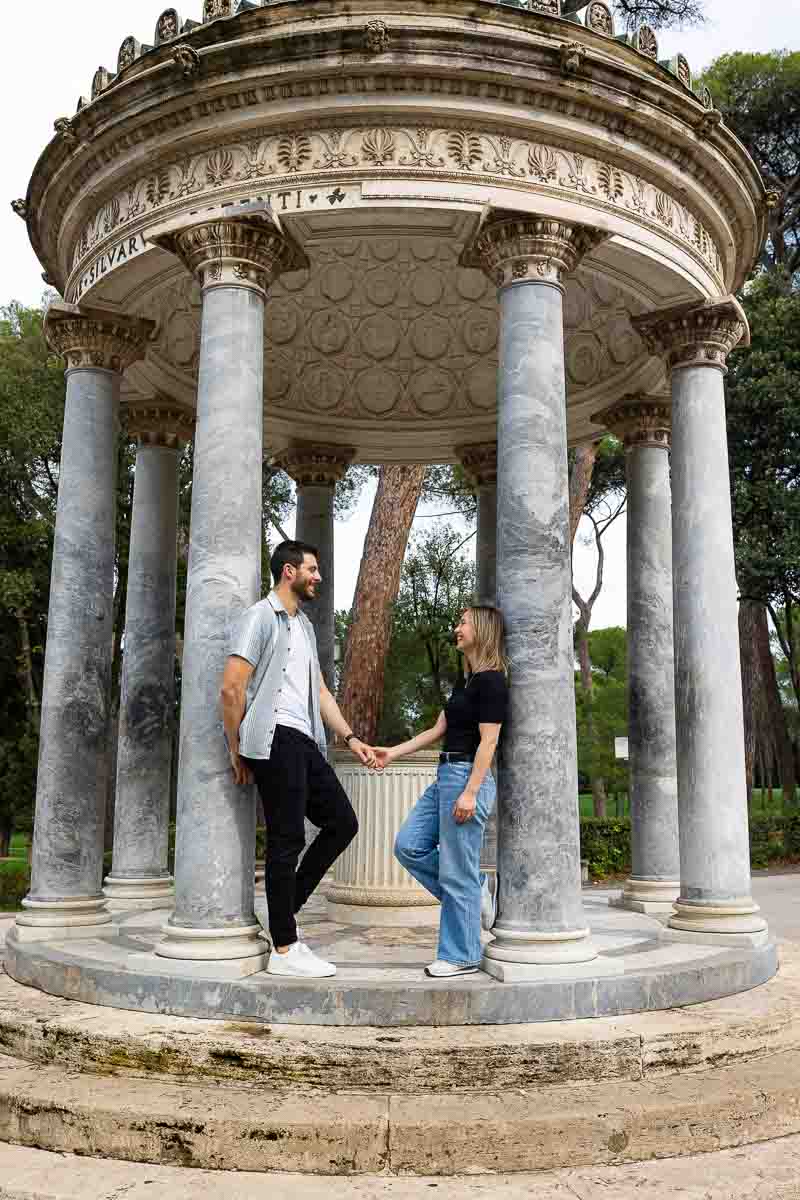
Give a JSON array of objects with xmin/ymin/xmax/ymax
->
[
  {"xmin": 631, "ymin": 295, "xmax": 749, "ymax": 373},
  {"xmin": 455, "ymin": 441, "xmax": 497, "ymax": 488},
  {"xmin": 592, "ymin": 395, "xmax": 671, "ymax": 451},
  {"xmin": 123, "ymin": 399, "xmax": 196, "ymax": 449},
  {"xmin": 461, "ymin": 213, "xmax": 607, "ymax": 289},
  {"xmin": 277, "ymin": 442, "xmax": 356, "ymax": 487},
  {"xmin": 44, "ymin": 301, "xmax": 154, "ymax": 373},
  {"xmin": 168, "ymin": 216, "xmax": 308, "ymax": 298}
]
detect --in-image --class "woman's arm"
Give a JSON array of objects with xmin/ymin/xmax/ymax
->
[
  {"xmin": 375, "ymin": 710, "xmax": 447, "ymax": 767},
  {"xmin": 452, "ymin": 723, "xmax": 501, "ymax": 824}
]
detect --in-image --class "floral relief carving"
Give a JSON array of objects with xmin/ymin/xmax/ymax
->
[
  {"xmin": 277, "ymin": 134, "xmax": 311, "ymax": 173},
  {"xmin": 103, "ymin": 197, "xmax": 121, "ymax": 235},
  {"xmin": 118, "ymin": 38, "xmax": 138, "ymax": 72},
  {"xmin": 203, "ymin": 0, "xmax": 231, "ymax": 21},
  {"xmin": 596, "ymin": 161, "xmax": 623, "ymax": 202},
  {"xmin": 362, "ymin": 128, "xmax": 396, "ymax": 166},
  {"xmin": 675, "ymin": 54, "xmax": 692, "ymax": 89},
  {"xmin": 70, "ymin": 124, "xmax": 724, "ymax": 291},
  {"xmin": 637, "ymin": 25, "xmax": 658, "ymax": 59},
  {"xmin": 206, "ymin": 149, "xmax": 235, "ymax": 186},
  {"xmin": 447, "ymin": 131, "xmax": 482, "ymax": 171},
  {"xmin": 528, "ymin": 144, "xmax": 559, "ymax": 183}
]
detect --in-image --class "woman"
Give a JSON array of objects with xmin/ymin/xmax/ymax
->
[{"xmin": 374, "ymin": 605, "xmax": 508, "ymax": 978}]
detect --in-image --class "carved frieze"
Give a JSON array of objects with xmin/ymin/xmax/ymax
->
[
  {"xmin": 592, "ymin": 395, "xmax": 671, "ymax": 450},
  {"xmin": 632, "ymin": 295, "xmax": 749, "ymax": 372},
  {"xmin": 463, "ymin": 215, "xmax": 607, "ymax": 287},
  {"xmin": 44, "ymin": 302, "xmax": 153, "ymax": 373},
  {"xmin": 69, "ymin": 124, "xmax": 725, "ymax": 288},
  {"xmin": 142, "ymin": 236, "xmax": 645, "ymax": 423}
]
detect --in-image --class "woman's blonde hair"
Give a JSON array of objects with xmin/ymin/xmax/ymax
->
[{"xmin": 464, "ymin": 605, "xmax": 509, "ymax": 678}]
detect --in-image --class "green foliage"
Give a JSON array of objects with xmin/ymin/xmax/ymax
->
[
  {"xmin": 0, "ymin": 859, "xmax": 31, "ymax": 911},
  {"xmin": 576, "ymin": 627, "xmax": 629, "ymax": 796},
  {"xmin": 703, "ymin": 51, "xmax": 800, "ymax": 279}
]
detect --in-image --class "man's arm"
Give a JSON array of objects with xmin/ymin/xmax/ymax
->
[
  {"xmin": 319, "ymin": 680, "xmax": 377, "ymax": 767},
  {"xmin": 220, "ymin": 655, "xmax": 255, "ymax": 785}
]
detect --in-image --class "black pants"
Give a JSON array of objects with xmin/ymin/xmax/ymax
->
[{"xmin": 244, "ymin": 725, "xmax": 358, "ymax": 948}]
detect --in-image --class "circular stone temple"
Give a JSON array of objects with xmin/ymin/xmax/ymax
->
[{"xmin": 6, "ymin": 0, "xmax": 775, "ymax": 1024}]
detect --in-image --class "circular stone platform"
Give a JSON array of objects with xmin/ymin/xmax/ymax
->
[{"xmin": 3, "ymin": 892, "xmax": 777, "ymax": 1027}]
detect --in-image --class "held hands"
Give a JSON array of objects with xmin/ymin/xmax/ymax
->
[
  {"xmin": 229, "ymin": 750, "xmax": 254, "ymax": 786},
  {"xmin": 347, "ymin": 738, "xmax": 378, "ymax": 769},
  {"xmin": 373, "ymin": 747, "xmax": 397, "ymax": 771}
]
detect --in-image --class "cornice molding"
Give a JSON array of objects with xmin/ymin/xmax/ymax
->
[
  {"xmin": 44, "ymin": 301, "xmax": 153, "ymax": 372},
  {"xmin": 592, "ymin": 394, "xmax": 671, "ymax": 450},
  {"xmin": 462, "ymin": 214, "xmax": 607, "ymax": 288},
  {"xmin": 632, "ymin": 295, "xmax": 749, "ymax": 373}
]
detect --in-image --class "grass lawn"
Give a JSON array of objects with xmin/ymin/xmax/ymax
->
[{"xmin": 579, "ymin": 789, "xmax": 793, "ymax": 820}]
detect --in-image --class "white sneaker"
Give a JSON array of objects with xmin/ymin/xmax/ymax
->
[
  {"xmin": 480, "ymin": 873, "xmax": 497, "ymax": 931},
  {"xmin": 424, "ymin": 960, "xmax": 480, "ymax": 978},
  {"xmin": 267, "ymin": 941, "xmax": 336, "ymax": 978}
]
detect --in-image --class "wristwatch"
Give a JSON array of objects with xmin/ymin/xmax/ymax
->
[{"xmin": 344, "ymin": 733, "xmax": 359, "ymax": 746}]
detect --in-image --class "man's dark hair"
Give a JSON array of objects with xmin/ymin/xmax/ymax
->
[{"xmin": 270, "ymin": 540, "xmax": 319, "ymax": 585}]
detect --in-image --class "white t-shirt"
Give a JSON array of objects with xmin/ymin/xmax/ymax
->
[{"xmin": 274, "ymin": 613, "xmax": 313, "ymax": 737}]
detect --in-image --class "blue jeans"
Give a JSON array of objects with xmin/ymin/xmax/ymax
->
[{"xmin": 394, "ymin": 762, "xmax": 496, "ymax": 967}]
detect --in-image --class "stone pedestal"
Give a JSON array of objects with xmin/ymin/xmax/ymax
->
[
  {"xmin": 279, "ymin": 443, "xmax": 354, "ymax": 691},
  {"xmin": 633, "ymin": 297, "xmax": 767, "ymax": 943},
  {"xmin": 15, "ymin": 304, "xmax": 152, "ymax": 941},
  {"xmin": 594, "ymin": 397, "xmax": 680, "ymax": 915},
  {"xmin": 326, "ymin": 751, "xmax": 440, "ymax": 926},
  {"xmin": 463, "ymin": 216, "xmax": 606, "ymax": 979},
  {"xmin": 154, "ymin": 214, "xmax": 307, "ymax": 965},
  {"xmin": 104, "ymin": 405, "xmax": 194, "ymax": 911}
]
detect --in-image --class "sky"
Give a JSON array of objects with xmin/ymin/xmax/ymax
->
[{"xmin": 2, "ymin": 0, "xmax": 798, "ymax": 624}]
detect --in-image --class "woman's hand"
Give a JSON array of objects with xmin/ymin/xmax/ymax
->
[
  {"xmin": 452, "ymin": 791, "xmax": 477, "ymax": 824},
  {"xmin": 373, "ymin": 747, "xmax": 396, "ymax": 770}
]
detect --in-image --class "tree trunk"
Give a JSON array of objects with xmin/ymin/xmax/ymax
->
[
  {"xmin": 338, "ymin": 464, "xmax": 426, "ymax": 743},
  {"xmin": 15, "ymin": 613, "xmax": 41, "ymax": 734},
  {"xmin": 754, "ymin": 603, "xmax": 797, "ymax": 808},
  {"xmin": 569, "ymin": 443, "xmax": 597, "ymax": 547},
  {"xmin": 0, "ymin": 823, "xmax": 11, "ymax": 859},
  {"xmin": 739, "ymin": 601, "xmax": 765, "ymax": 799}
]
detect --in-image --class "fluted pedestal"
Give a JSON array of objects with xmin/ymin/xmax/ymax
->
[{"xmin": 326, "ymin": 752, "xmax": 440, "ymax": 926}]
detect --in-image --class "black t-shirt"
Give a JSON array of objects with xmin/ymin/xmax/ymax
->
[{"xmin": 443, "ymin": 670, "xmax": 508, "ymax": 757}]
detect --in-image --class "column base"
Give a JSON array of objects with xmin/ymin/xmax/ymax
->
[
  {"xmin": 326, "ymin": 898, "xmax": 440, "ymax": 927},
  {"xmin": 14, "ymin": 896, "xmax": 113, "ymax": 937},
  {"xmin": 155, "ymin": 920, "xmax": 269, "ymax": 965},
  {"xmin": 609, "ymin": 877, "xmax": 680, "ymax": 915},
  {"xmin": 481, "ymin": 951, "xmax": 622, "ymax": 983},
  {"xmin": 483, "ymin": 925, "xmax": 597, "ymax": 967},
  {"xmin": 103, "ymin": 874, "xmax": 175, "ymax": 910},
  {"xmin": 665, "ymin": 898, "xmax": 768, "ymax": 945}
]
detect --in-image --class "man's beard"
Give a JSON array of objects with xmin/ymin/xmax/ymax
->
[{"xmin": 291, "ymin": 578, "xmax": 316, "ymax": 602}]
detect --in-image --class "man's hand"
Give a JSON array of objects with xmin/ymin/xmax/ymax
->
[
  {"xmin": 373, "ymin": 747, "xmax": 395, "ymax": 770},
  {"xmin": 452, "ymin": 790, "xmax": 477, "ymax": 824},
  {"xmin": 230, "ymin": 750, "xmax": 253, "ymax": 786},
  {"xmin": 348, "ymin": 738, "xmax": 378, "ymax": 769}
]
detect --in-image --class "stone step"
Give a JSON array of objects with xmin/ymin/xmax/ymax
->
[
  {"xmin": 2, "ymin": 1044, "xmax": 800, "ymax": 1175},
  {"xmin": 2, "ymin": 950, "xmax": 799, "ymax": 1095},
  {"xmin": 2, "ymin": 1137, "xmax": 800, "ymax": 1200}
]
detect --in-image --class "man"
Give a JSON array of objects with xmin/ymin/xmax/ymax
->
[{"xmin": 220, "ymin": 540, "xmax": 376, "ymax": 979}]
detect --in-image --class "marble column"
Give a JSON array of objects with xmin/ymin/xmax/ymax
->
[
  {"xmin": 103, "ymin": 403, "xmax": 194, "ymax": 910},
  {"xmin": 154, "ymin": 214, "xmax": 307, "ymax": 965},
  {"xmin": 278, "ymin": 443, "xmax": 354, "ymax": 690},
  {"xmin": 13, "ymin": 303, "xmax": 152, "ymax": 941},
  {"xmin": 463, "ymin": 215, "xmax": 608, "ymax": 980},
  {"xmin": 594, "ymin": 396, "xmax": 680, "ymax": 914},
  {"xmin": 457, "ymin": 442, "xmax": 499, "ymax": 871},
  {"xmin": 457, "ymin": 442, "xmax": 498, "ymax": 605},
  {"xmin": 633, "ymin": 297, "xmax": 767, "ymax": 944}
]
